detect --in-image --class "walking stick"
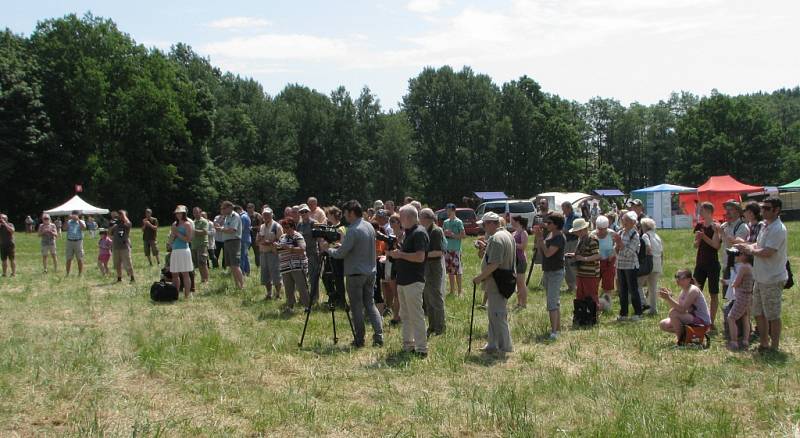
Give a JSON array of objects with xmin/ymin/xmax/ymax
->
[
  {"xmin": 468, "ymin": 282, "xmax": 477, "ymax": 353},
  {"xmin": 526, "ymin": 248, "xmax": 536, "ymax": 286}
]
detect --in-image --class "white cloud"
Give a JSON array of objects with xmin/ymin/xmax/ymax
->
[
  {"xmin": 208, "ymin": 16, "xmax": 271, "ymax": 31},
  {"xmin": 196, "ymin": 0, "xmax": 800, "ymax": 107},
  {"xmin": 203, "ymin": 34, "xmax": 349, "ymax": 61},
  {"xmin": 406, "ymin": 0, "xmax": 450, "ymax": 14}
]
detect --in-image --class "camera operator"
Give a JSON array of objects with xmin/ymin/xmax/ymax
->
[
  {"xmin": 321, "ymin": 200, "xmax": 384, "ymax": 348},
  {"xmin": 388, "ymin": 205, "xmax": 429, "ymax": 357},
  {"xmin": 0, "ymin": 213, "xmax": 16, "ymax": 277},
  {"xmin": 321, "ymin": 206, "xmax": 346, "ymax": 307}
]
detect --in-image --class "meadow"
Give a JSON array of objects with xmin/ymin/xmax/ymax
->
[{"xmin": 0, "ymin": 224, "xmax": 798, "ymax": 437}]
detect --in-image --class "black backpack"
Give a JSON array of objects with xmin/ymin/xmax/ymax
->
[
  {"xmin": 150, "ymin": 281, "xmax": 178, "ymax": 302},
  {"xmin": 573, "ymin": 297, "xmax": 597, "ymax": 327}
]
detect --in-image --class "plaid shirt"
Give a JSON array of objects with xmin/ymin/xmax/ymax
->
[{"xmin": 615, "ymin": 228, "xmax": 640, "ymax": 270}]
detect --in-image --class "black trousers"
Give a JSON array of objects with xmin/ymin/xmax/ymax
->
[{"xmin": 618, "ymin": 268, "xmax": 642, "ymax": 317}]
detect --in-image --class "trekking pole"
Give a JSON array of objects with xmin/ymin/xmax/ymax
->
[
  {"xmin": 526, "ymin": 249, "xmax": 536, "ymax": 286},
  {"xmin": 468, "ymin": 283, "xmax": 477, "ymax": 353}
]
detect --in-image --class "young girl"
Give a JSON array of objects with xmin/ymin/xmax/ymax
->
[
  {"xmin": 658, "ymin": 269, "xmax": 712, "ymax": 338},
  {"xmin": 97, "ymin": 229, "xmax": 112, "ymax": 276},
  {"xmin": 727, "ymin": 252, "xmax": 754, "ymax": 351}
]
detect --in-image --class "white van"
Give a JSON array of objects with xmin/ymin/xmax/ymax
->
[{"xmin": 475, "ymin": 199, "xmax": 536, "ymax": 226}]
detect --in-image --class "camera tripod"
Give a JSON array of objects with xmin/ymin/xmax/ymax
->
[{"xmin": 298, "ymin": 254, "xmax": 356, "ymax": 347}]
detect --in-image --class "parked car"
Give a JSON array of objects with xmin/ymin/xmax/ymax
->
[
  {"xmin": 435, "ymin": 208, "xmax": 480, "ymax": 236},
  {"xmin": 532, "ymin": 192, "xmax": 594, "ymax": 216},
  {"xmin": 475, "ymin": 199, "xmax": 536, "ymax": 227}
]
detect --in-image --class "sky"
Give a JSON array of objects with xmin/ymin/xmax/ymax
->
[{"xmin": 4, "ymin": 0, "xmax": 800, "ymax": 109}]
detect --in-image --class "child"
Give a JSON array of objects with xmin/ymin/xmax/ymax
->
[
  {"xmin": 97, "ymin": 229, "xmax": 112, "ymax": 276},
  {"xmin": 727, "ymin": 251, "xmax": 754, "ymax": 351}
]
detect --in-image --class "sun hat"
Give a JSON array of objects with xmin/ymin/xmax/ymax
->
[
  {"xmin": 174, "ymin": 205, "xmax": 188, "ymax": 214},
  {"xmin": 477, "ymin": 211, "xmax": 501, "ymax": 224},
  {"xmin": 595, "ymin": 215, "xmax": 609, "ymax": 229},
  {"xmin": 569, "ymin": 218, "xmax": 590, "ymax": 233}
]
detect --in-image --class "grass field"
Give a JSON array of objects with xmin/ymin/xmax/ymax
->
[{"xmin": 0, "ymin": 224, "xmax": 798, "ymax": 437}]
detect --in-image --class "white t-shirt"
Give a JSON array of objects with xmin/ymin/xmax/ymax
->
[
  {"xmin": 753, "ymin": 218, "xmax": 788, "ymax": 284},
  {"xmin": 642, "ymin": 231, "xmax": 664, "ymax": 273}
]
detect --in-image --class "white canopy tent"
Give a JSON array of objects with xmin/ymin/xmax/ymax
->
[{"xmin": 44, "ymin": 195, "xmax": 109, "ymax": 216}]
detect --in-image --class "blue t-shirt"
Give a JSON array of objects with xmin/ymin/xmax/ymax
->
[
  {"xmin": 172, "ymin": 225, "xmax": 189, "ymax": 250},
  {"xmin": 240, "ymin": 213, "xmax": 252, "ymax": 245},
  {"xmin": 443, "ymin": 218, "xmax": 465, "ymax": 252},
  {"xmin": 66, "ymin": 220, "xmax": 84, "ymax": 240}
]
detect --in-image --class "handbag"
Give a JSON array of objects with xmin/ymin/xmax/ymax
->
[
  {"xmin": 492, "ymin": 268, "xmax": 516, "ymax": 299},
  {"xmin": 638, "ymin": 233, "xmax": 653, "ymax": 276}
]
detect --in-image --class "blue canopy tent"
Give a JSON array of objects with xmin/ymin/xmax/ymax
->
[
  {"xmin": 630, "ymin": 184, "xmax": 696, "ymax": 229},
  {"xmin": 593, "ymin": 189, "xmax": 625, "ymax": 197},
  {"xmin": 473, "ymin": 191, "xmax": 508, "ymax": 201}
]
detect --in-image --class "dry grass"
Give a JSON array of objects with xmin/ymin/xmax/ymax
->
[{"xmin": 0, "ymin": 225, "xmax": 798, "ymax": 436}]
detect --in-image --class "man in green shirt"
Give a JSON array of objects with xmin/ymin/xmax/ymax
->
[
  {"xmin": 443, "ymin": 204, "xmax": 466, "ymax": 296},
  {"xmin": 192, "ymin": 206, "xmax": 209, "ymax": 283}
]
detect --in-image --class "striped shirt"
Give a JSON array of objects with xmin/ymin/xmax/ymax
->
[
  {"xmin": 615, "ymin": 228, "xmax": 640, "ymax": 270},
  {"xmin": 278, "ymin": 231, "xmax": 308, "ymax": 273},
  {"xmin": 575, "ymin": 235, "xmax": 600, "ymax": 277}
]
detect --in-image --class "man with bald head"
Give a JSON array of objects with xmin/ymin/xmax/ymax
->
[{"xmin": 388, "ymin": 205, "xmax": 430, "ymax": 357}]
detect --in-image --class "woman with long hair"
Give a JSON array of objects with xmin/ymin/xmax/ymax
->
[
  {"xmin": 170, "ymin": 205, "xmax": 195, "ymax": 299},
  {"xmin": 510, "ymin": 215, "xmax": 529, "ymax": 309}
]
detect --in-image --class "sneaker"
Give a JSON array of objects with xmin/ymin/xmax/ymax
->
[
  {"xmin": 617, "ymin": 316, "xmax": 629, "ymax": 322},
  {"xmin": 630, "ymin": 315, "xmax": 642, "ymax": 322},
  {"xmin": 548, "ymin": 332, "xmax": 559, "ymax": 340}
]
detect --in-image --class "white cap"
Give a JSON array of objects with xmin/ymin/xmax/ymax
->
[
  {"xmin": 298, "ymin": 204, "xmax": 310, "ymax": 213},
  {"xmin": 262, "ymin": 207, "xmax": 273, "ymax": 215},
  {"xmin": 477, "ymin": 211, "xmax": 501, "ymax": 224},
  {"xmin": 595, "ymin": 215, "xmax": 609, "ymax": 229}
]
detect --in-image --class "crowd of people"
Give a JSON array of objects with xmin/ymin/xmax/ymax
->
[{"xmin": 0, "ymin": 194, "xmax": 790, "ymax": 354}]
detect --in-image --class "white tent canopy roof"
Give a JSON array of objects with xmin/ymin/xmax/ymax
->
[{"xmin": 44, "ymin": 195, "xmax": 109, "ymax": 216}]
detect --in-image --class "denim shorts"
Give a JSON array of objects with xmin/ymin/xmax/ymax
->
[{"xmin": 543, "ymin": 269, "xmax": 565, "ymax": 311}]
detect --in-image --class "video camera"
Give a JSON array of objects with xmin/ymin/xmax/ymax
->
[
  {"xmin": 376, "ymin": 231, "xmax": 396, "ymax": 249},
  {"xmin": 311, "ymin": 224, "xmax": 342, "ymax": 243}
]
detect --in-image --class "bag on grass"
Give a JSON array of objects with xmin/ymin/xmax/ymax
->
[
  {"xmin": 150, "ymin": 281, "xmax": 178, "ymax": 302},
  {"xmin": 572, "ymin": 297, "xmax": 597, "ymax": 327}
]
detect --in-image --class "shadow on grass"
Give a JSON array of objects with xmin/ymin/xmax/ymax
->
[
  {"xmin": 299, "ymin": 342, "xmax": 353, "ymax": 356},
  {"xmin": 380, "ymin": 349, "xmax": 417, "ymax": 368},
  {"xmin": 752, "ymin": 349, "xmax": 791, "ymax": 366},
  {"xmin": 465, "ymin": 351, "xmax": 510, "ymax": 367}
]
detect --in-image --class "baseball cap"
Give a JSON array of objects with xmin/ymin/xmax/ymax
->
[
  {"xmin": 374, "ymin": 200, "xmax": 384, "ymax": 209},
  {"xmin": 262, "ymin": 207, "xmax": 273, "ymax": 215},
  {"xmin": 298, "ymin": 204, "xmax": 310, "ymax": 213},
  {"xmin": 477, "ymin": 211, "xmax": 500, "ymax": 224},
  {"xmin": 595, "ymin": 215, "xmax": 609, "ymax": 229}
]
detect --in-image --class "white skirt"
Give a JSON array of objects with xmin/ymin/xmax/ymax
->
[{"xmin": 170, "ymin": 248, "xmax": 194, "ymax": 273}]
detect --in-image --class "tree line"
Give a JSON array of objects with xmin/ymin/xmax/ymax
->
[{"xmin": 2, "ymin": 13, "xmax": 799, "ymax": 221}]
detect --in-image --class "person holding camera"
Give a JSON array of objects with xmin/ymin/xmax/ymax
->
[
  {"xmin": 276, "ymin": 218, "xmax": 309, "ymax": 313},
  {"xmin": 420, "ymin": 208, "xmax": 447, "ymax": 336},
  {"xmin": 215, "ymin": 201, "xmax": 244, "ymax": 289},
  {"xmin": 389, "ymin": 205, "xmax": 429, "ymax": 356},
  {"xmin": 693, "ymin": 202, "xmax": 721, "ymax": 328},
  {"xmin": 257, "ymin": 207, "xmax": 284, "ymax": 300},
  {"xmin": 735, "ymin": 197, "xmax": 788, "ymax": 351},
  {"xmin": 170, "ymin": 205, "xmax": 195, "ymax": 298},
  {"xmin": 38, "ymin": 214, "xmax": 59, "ymax": 273},
  {"xmin": 64, "ymin": 210, "xmax": 86, "ymax": 276},
  {"xmin": 322, "ymin": 201, "xmax": 384, "ymax": 348},
  {"xmin": 533, "ymin": 212, "xmax": 566, "ymax": 340},
  {"xmin": 0, "ymin": 214, "xmax": 16, "ymax": 277},
  {"xmin": 320, "ymin": 207, "xmax": 346, "ymax": 306},
  {"xmin": 473, "ymin": 212, "xmax": 515, "ymax": 354},
  {"xmin": 142, "ymin": 208, "xmax": 160, "ymax": 267},
  {"xmin": 110, "ymin": 209, "xmax": 135, "ymax": 283}
]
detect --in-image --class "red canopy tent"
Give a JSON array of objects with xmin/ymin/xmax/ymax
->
[{"xmin": 678, "ymin": 175, "xmax": 763, "ymax": 222}]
